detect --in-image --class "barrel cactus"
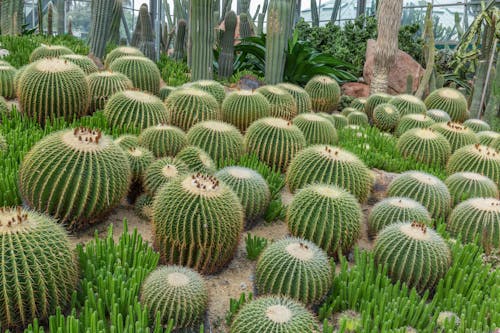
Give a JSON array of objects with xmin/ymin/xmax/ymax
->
[
  {"xmin": 0, "ymin": 96, "xmax": 8, "ymax": 115},
  {"xmin": 60, "ymin": 54, "xmax": 99, "ymax": 75},
  {"xmin": 387, "ymin": 171, "xmax": 452, "ymax": 219},
  {"xmin": 341, "ymin": 107, "xmax": 357, "ymax": 117},
  {"xmin": 159, "ymin": 86, "xmax": 176, "ymax": 101},
  {"xmin": 426, "ymin": 109, "xmax": 451, "ymax": 123},
  {"xmin": 365, "ymin": 92, "xmax": 391, "ymax": 119},
  {"xmin": 187, "ymin": 121, "xmax": 244, "ymax": 165},
  {"xmin": 152, "ymin": 174, "xmax": 244, "ymax": 274},
  {"xmin": 19, "ymin": 128, "xmax": 131, "ymax": 230},
  {"xmin": 373, "ymin": 103, "xmax": 400, "ymax": 132},
  {"xmin": 166, "ymin": 88, "xmax": 220, "ymax": 131},
  {"xmin": 0, "ymin": 64, "xmax": 16, "ymax": 99},
  {"xmin": 388, "ymin": 94, "xmax": 427, "ymax": 116},
  {"xmin": 29, "ymin": 45, "xmax": 74, "ymax": 62},
  {"xmin": 350, "ymin": 97, "xmax": 367, "ymax": 112},
  {"xmin": 305, "ymin": 75, "xmax": 341, "ymax": 113},
  {"xmin": 230, "ymin": 296, "xmax": 320, "ymax": 333},
  {"xmin": 190, "ymin": 80, "xmax": 226, "ymax": 105},
  {"xmin": 424, "ymin": 88, "xmax": 468, "ymax": 122},
  {"xmin": 144, "ymin": 157, "xmax": 189, "ymax": 196},
  {"xmin": 87, "ymin": 71, "xmax": 133, "ymax": 112},
  {"xmin": 445, "ymin": 172, "xmax": 499, "ymax": 206},
  {"xmin": 114, "ymin": 134, "xmax": 139, "ymax": 150},
  {"xmin": 140, "ymin": 265, "xmax": 208, "ymax": 329},
  {"xmin": 13, "ymin": 64, "xmax": 27, "ymax": 96},
  {"xmin": 286, "ymin": 145, "xmax": 374, "ymax": 202},
  {"xmin": 368, "ymin": 197, "xmax": 432, "ymax": 238},
  {"xmin": 374, "ymin": 222, "xmax": 451, "ymax": 292},
  {"xmin": 330, "ymin": 113, "xmax": 348, "ymax": 129},
  {"xmin": 287, "ymin": 184, "xmax": 362, "ymax": 255},
  {"xmin": 431, "ymin": 122, "xmax": 479, "ymax": 153},
  {"xmin": 395, "ymin": 114, "xmax": 435, "ymax": 137},
  {"xmin": 477, "ymin": 131, "xmax": 500, "ymax": 146},
  {"xmin": 215, "ymin": 166, "xmax": 271, "ymax": 223},
  {"xmin": 447, "ymin": 144, "xmax": 500, "ymax": 188},
  {"xmin": 135, "ymin": 193, "xmax": 154, "ymax": 220},
  {"xmin": 138, "ymin": 124, "xmax": 187, "ymax": 158},
  {"xmin": 109, "ymin": 56, "xmax": 161, "ymax": 95},
  {"xmin": 104, "ymin": 90, "xmax": 169, "ymax": 130},
  {"xmin": 494, "ymin": 137, "xmax": 500, "ymax": 151},
  {"xmin": 256, "ymin": 85, "xmax": 297, "ymax": 120},
  {"xmin": 176, "ymin": 146, "xmax": 216, "ymax": 174},
  {"xmin": 244, "ymin": 117, "xmax": 306, "ymax": 172},
  {"xmin": 125, "ymin": 146, "xmax": 154, "ymax": 180},
  {"xmin": 347, "ymin": 111, "xmax": 369, "ymax": 127},
  {"xmin": 0, "ymin": 208, "xmax": 78, "ymax": 329},
  {"xmin": 278, "ymin": 83, "xmax": 313, "ymax": 114},
  {"xmin": 105, "ymin": 46, "xmax": 145, "ymax": 68},
  {"xmin": 448, "ymin": 198, "xmax": 500, "ymax": 249},
  {"xmin": 256, "ymin": 237, "xmax": 332, "ymax": 304},
  {"xmin": 397, "ymin": 128, "xmax": 451, "ymax": 166},
  {"xmin": 293, "ymin": 113, "xmax": 338, "ymax": 145},
  {"xmin": 222, "ymin": 90, "xmax": 271, "ymax": 132}
]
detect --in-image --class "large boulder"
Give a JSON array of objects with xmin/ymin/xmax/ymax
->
[
  {"xmin": 363, "ymin": 39, "xmax": 424, "ymax": 94},
  {"xmin": 342, "ymin": 82, "xmax": 370, "ymax": 98}
]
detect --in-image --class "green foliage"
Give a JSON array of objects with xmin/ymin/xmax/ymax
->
[
  {"xmin": 87, "ymin": 71, "xmax": 134, "ymax": 112},
  {"xmin": 445, "ymin": 172, "xmax": 499, "ymax": 206},
  {"xmin": 293, "ymin": 113, "xmax": 338, "ymax": 145},
  {"xmin": 305, "ymin": 75, "xmax": 341, "ymax": 113},
  {"xmin": 424, "ymin": 88, "xmax": 468, "ymax": 122},
  {"xmin": 144, "ymin": 157, "xmax": 189, "ymax": 196},
  {"xmin": 157, "ymin": 54, "xmax": 190, "ymax": 87},
  {"xmin": 59, "ymin": 54, "xmax": 98, "ymax": 75},
  {"xmin": 373, "ymin": 103, "xmax": 400, "ymax": 132},
  {"xmin": 222, "ymin": 90, "xmax": 271, "ymax": 132},
  {"xmin": 397, "ymin": 128, "xmax": 451, "ymax": 166},
  {"xmin": 104, "ymin": 46, "xmax": 145, "ymax": 68},
  {"xmin": 176, "ymin": 146, "xmax": 216, "ymax": 174},
  {"xmin": 139, "ymin": 124, "xmax": 187, "ymax": 158},
  {"xmin": 225, "ymin": 292, "xmax": 253, "ymax": 326},
  {"xmin": 256, "ymin": 85, "xmax": 297, "ymax": 120},
  {"xmin": 109, "ymin": 56, "xmax": 161, "ymax": 95},
  {"xmin": 245, "ymin": 234, "xmax": 268, "ymax": 260},
  {"xmin": 431, "ymin": 122, "xmax": 479, "ymax": 153}
]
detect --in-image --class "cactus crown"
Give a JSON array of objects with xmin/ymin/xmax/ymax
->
[
  {"xmin": 263, "ymin": 117, "xmax": 293, "ymax": 128},
  {"xmin": 183, "ymin": 173, "xmax": 222, "ymax": 197},
  {"xmin": 162, "ymin": 163, "xmax": 180, "ymax": 177},
  {"xmin": 300, "ymin": 113, "xmax": 326, "ymax": 122},
  {"xmin": 123, "ymin": 90, "xmax": 157, "ymax": 102},
  {"xmin": 266, "ymin": 305, "xmax": 293, "ymax": 323},
  {"xmin": 471, "ymin": 143, "xmax": 499, "ymax": 158},
  {"xmin": 438, "ymin": 88, "xmax": 462, "ymax": 99},
  {"xmin": 318, "ymin": 145, "xmax": 356, "ymax": 162},
  {"xmin": 469, "ymin": 197, "xmax": 500, "ymax": 211},
  {"xmin": 226, "ymin": 166, "xmax": 254, "ymax": 179},
  {"xmin": 200, "ymin": 120, "xmax": 235, "ymax": 132},
  {"xmin": 0, "ymin": 206, "xmax": 31, "ymax": 231},
  {"xmin": 412, "ymin": 128, "xmax": 439, "ymax": 139},
  {"xmin": 34, "ymin": 58, "xmax": 78, "ymax": 72},
  {"xmin": 442, "ymin": 122, "xmax": 469, "ymax": 132},
  {"xmin": 409, "ymin": 171, "xmax": 439, "ymax": 185},
  {"xmin": 285, "ymin": 241, "xmax": 315, "ymax": 261},
  {"xmin": 64, "ymin": 127, "xmax": 107, "ymax": 150},
  {"xmin": 402, "ymin": 221, "xmax": 429, "ymax": 240}
]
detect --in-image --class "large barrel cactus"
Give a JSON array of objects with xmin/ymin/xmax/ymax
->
[
  {"xmin": 19, "ymin": 128, "xmax": 131, "ymax": 230},
  {"xmin": 190, "ymin": 80, "xmax": 226, "ymax": 105},
  {"xmin": 144, "ymin": 157, "xmax": 190, "ymax": 196},
  {"xmin": 60, "ymin": 54, "xmax": 99, "ymax": 75},
  {"xmin": 426, "ymin": 109, "xmax": 451, "ymax": 123},
  {"xmin": 463, "ymin": 119, "xmax": 491, "ymax": 133},
  {"xmin": 29, "ymin": 45, "xmax": 74, "ymax": 62},
  {"xmin": 350, "ymin": 97, "xmax": 368, "ymax": 112},
  {"xmin": 256, "ymin": 85, "xmax": 298, "ymax": 120},
  {"xmin": 397, "ymin": 128, "xmax": 452, "ymax": 166},
  {"xmin": 292, "ymin": 113, "xmax": 338, "ymax": 145},
  {"xmin": 373, "ymin": 103, "xmax": 400, "ymax": 132},
  {"xmin": 424, "ymin": 88, "xmax": 468, "ymax": 122},
  {"xmin": 347, "ymin": 111, "xmax": 369, "ymax": 127},
  {"xmin": 176, "ymin": 146, "xmax": 217, "ymax": 174},
  {"xmin": 222, "ymin": 90, "xmax": 271, "ymax": 132},
  {"xmin": 431, "ymin": 122, "xmax": 479, "ymax": 153},
  {"xmin": 109, "ymin": 56, "xmax": 161, "ymax": 95},
  {"xmin": 388, "ymin": 94, "xmax": 427, "ymax": 116},
  {"xmin": 105, "ymin": 46, "xmax": 145, "ymax": 68},
  {"xmin": 477, "ymin": 131, "xmax": 500, "ymax": 146},
  {"xmin": 395, "ymin": 114, "xmax": 435, "ymax": 137},
  {"xmin": 87, "ymin": 71, "xmax": 133, "ymax": 112},
  {"xmin": 365, "ymin": 92, "xmax": 391, "ymax": 119},
  {"xmin": 445, "ymin": 172, "xmax": 499, "ymax": 206},
  {"xmin": 305, "ymin": 75, "xmax": 341, "ymax": 113},
  {"xmin": 0, "ymin": 64, "xmax": 16, "ymax": 99},
  {"xmin": 278, "ymin": 83, "xmax": 313, "ymax": 114},
  {"xmin": 139, "ymin": 124, "xmax": 188, "ymax": 158},
  {"xmin": 125, "ymin": 146, "xmax": 155, "ymax": 181}
]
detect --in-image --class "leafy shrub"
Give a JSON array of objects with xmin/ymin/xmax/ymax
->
[{"xmin": 157, "ymin": 54, "xmax": 190, "ymax": 86}]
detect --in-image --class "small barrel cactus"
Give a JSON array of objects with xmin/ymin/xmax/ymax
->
[
  {"xmin": 330, "ymin": 113, "xmax": 348, "ymax": 129},
  {"xmin": 29, "ymin": 45, "xmax": 74, "ymax": 62},
  {"xmin": 286, "ymin": 145, "xmax": 374, "ymax": 202},
  {"xmin": 373, "ymin": 103, "xmax": 400, "ymax": 132},
  {"xmin": 0, "ymin": 64, "xmax": 16, "ymax": 99},
  {"xmin": 347, "ymin": 111, "xmax": 369, "ymax": 127},
  {"xmin": 144, "ymin": 157, "xmax": 190, "ymax": 196},
  {"xmin": 431, "ymin": 122, "xmax": 479, "ymax": 153},
  {"xmin": 13, "ymin": 65, "xmax": 27, "ymax": 97},
  {"xmin": 341, "ymin": 107, "xmax": 357, "ymax": 117},
  {"xmin": 138, "ymin": 124, "xmax": 187, "ymax": 158},
  {"xmin": 463, "ymin": 119, "xmax": 491, "ymax": 133},
  {"xmin": 374, "ymin": 222, "xmax": 451, "ymax": 292},
  {"xmin": 397, "ymin": 128, "xmax": 451, "ymax": 166},
  {"xmin": 104, "ymin": 90, "xmax": 170, "ymax": 130},
  {"xmin": 447, "ymin": 198, "xmax": 500, "ymax": 249},
  {"xmin": 152, "ymin": 174, "xmax": 244, "ymax": 274},
  {"xmin": 395, "ymin": 114, "xmax": 435, "ymax": 137},
  {"xmin": 287, "ymin": 184, "xmax": 362, "ymax": 255},
  {"xmin": 278, "ymin": 83, "xmax": 313, "ymax": 114},
  {"xmin": 125, "ymin": 146, "xmax": 154, "ymax": 180},
  {"xmin": 190, "ymin": 80, "xmax": 226, "ymax": 105},
  {"xmin": 447, "ymin": 144, "xmax": 500, "ymax": 188},
  {"xmin": 426, "ymin": 109, "xmax": 451, "ymax": 123},
  {"xmin": 256, "ymin": 85, "xmax": 298, "ymax": 120},
  {"xmin": 365, "ymin": 92, "xmax": 391, "ymax": 119},
  {"xmin": 159, "ymin": 86, "xmax": 176, "ymax": 101},
  {"xmin": 230, "ymin": 296, "xmax": 320, "ymax": 333},
  {"xmin": 109, "ymin": 56, "xmax": 161, "ymax": 95},
  {"xmin": 0, "ymin": 96, "xmax": 9, "ymax": 114},
  {"xmin": 19, "ymin": 58, "xmax": 90, "ymax": 125},
  {"xmin": 305, "ymin": 75, "xmax": 341, "ymax": 113},
  {"xmin": 135, "ymin": 194, "xmax": 154, "ymax": 220},
  {"xmin": 87, "ymin": 71, "xmax": 133, "ymax": 112},
  {"xmin": 166, "ymin": 88, "xmax": 220, "ymax": 131},
  {"xmin": 244, "ymin": 117, "xmax": 306, "ymax": 172},
  {"xmin": 0, "ymin": 208, "xmax": 78, "ymax": 329},
  {"xmin": 256, "ymin": 237, "xmax": 332, "ymax": 304},
  {"xmin": 222, "ymin": 90, "xmax": 271, "ymax": 132},
  {"xmin": 350, "ymin": 97, "xmax": 367, "ymax": 112},
  {"xmin": 215, "ymin": 166, "xmax": 271, "ymax": 223},
  {"xmin": 187, "ymin": 120, "xmax": 244, "ymax": 165},
  {"xmin": 388, "ymin": 94, "xmax": 427, "ymax": 116},
  {"xmin": 367, "ymin": 197, "xmax": 432, "ymax": 238},
  {"xmin": 19, "ymin": 128, "xmax": 131, "ymax": 230},
  {"xmin": 445, "ymin": 172, "xmax": 499, "ymax": 206},
  {"xmin": 60, "ymin": 54, "xmax": 99, "ymax": 75},
  {"xmin": 176, "ymin": 146, "xmax": 216, "ymax": 174},
  {"xmin": 141, "ymin": 265, "xmax": 208, "ymax": 329},
  {"xmin": 424, "ymin": 88, "xmax": 468, "ymax": 122},
  {"xmin": 477, "ymin": 131, "xmax": 500, "ymax": 146},
  {"xmin": 388, "ymin": 171, "xmax": 451, "ymax": 219},
  {"xmin": 292, "ymin": 113, "xmax": 338, "ymax": 145},
  {"xmin": 114, "ymin": 134, "xmax": 139, "ymax": 150},
  {"xmin": 105, "ymin": 46, "xmax": 145, "ymax": 68}
]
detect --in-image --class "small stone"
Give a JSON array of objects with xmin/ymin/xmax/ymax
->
[{"xmin": 240, "ymin": 282, "xmax": 247, "ymax": 290}]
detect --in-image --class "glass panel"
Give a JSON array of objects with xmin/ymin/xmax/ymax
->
[
  {"xmin": 66, "ymin": 0, "xmax": 91, "ymax": 38},
  {"xmin": 432, "ymin": 5, "xmax": 464, "ymax": 42}
]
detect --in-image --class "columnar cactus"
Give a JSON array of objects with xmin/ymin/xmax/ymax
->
[
  {"xmin": 104, "ymin": 90, "xmax": 170, "ymax": 130},
  {"xmin": 347, "ymin": 111, "xmax": 369, "ymax": 127},
  {"xmin": 176, "ymin": 146, "xmax": 216, "ymax": 174},
  {"xmin": 216, "ymin": 166, "xmax": 271, "ymax": 223},
  {"xmin": 19, "ymin": 58, "xmax": 90, "ymax": 125},
  {"xmin": 256, "ymin": 86, "xmax": 297, "ymax": 120},
  {"xmin": 244, "ymin": 117, "xmax": 306, "ymax": 171},
  {"xmin": 447, "ymin": 144, "xmax": 500, "ymax": 188},
  {"xmin": 239, "ymin": 12, "xmax": 253, "ymax": 38},
  {"xmin": 87, "ymin": 71, "xmax": 134, "ymax": 112},
  {"xmin": 426, "ymin": 109, "xmax": 451, "ymax": 123},
  {"xmin": 424, "ymin": 88, "xmax": 468, "ymax": 122},
  {"xmin": 60, "ymin": 54, "xmax": 99, "ymax": 75},
  {"xmin": 141, "ymin": 265, "xmax": 208, "ymax": 329},
  {"xmin": 47, "ymin": 1, "xmax": 54, "ymax": 35},
  {"xmin": 388, "ymin": 171, "xmax": 452, "ymax": 219},
  {"xmin": 395, "ymin": 114, "xmax": 435, "ymax": 137},
  {"xmin": 89, "ymin": 0, "xmax": 115, "ymax": 59},
  {"xmin": 305, "ymin": 75, "xmax": 341, "ymax": 113},
  {"xmin": 292, "ymin": 113, "xmax": 338, "ymax": 145},
  {"xmin": 187, "ymin": 120, "xmax": 244, "ymax": 164},
  {"xmin": 445, "ymin": 172, "xmax": 499, "ymax": 206},
  {"xmin": 109, "ymin": 56, "xmax": 161, "ymax": 95},
  {"xmin": 367, "ymin": 197, "xmax": 432, "ymax": 238},
  {"xmin": 397, "ymin": 128, "xmax": 452, "ymax": 166},
  {"xmin": 373, "ymin": 103, "xmax": 400, "ymax": 132},
  {"xmin": 286, "ymin": 145, "xmax": 374, "ymax": 202},
  {"xmin": 230, "ymin": 296, "xmax": 319, "ymax": 333},
  {"xmin": 256, "ymin": 237, "xmax": 332, "ymax": 304},
  {"xmin": 107, "ymin": 0, "xmax": 123, "ymax": 44},
  {"xmin": 374, "ymin": 222, "xmax": 451, "ymax": 292},
  {"xmin": 448, "ymin": 198, "xmax": 500, "ymax": 249},
  {"xmin": 105, "ymin": 46, "xmax": 145, "ymax": 68},
  {"xmin": 190, "ymin": 80, "xmax": 226, "ymax": 105},
  {"xmin": 218, "ymin": 11, "xmax": 237, "ymax": 79},
  {"xmin": 125, "ymin": 146, "xmax": 155, "ymax": 180},
  {"xmin": 19, "ymin": 128, "xmax": 131, "ymax": 230},
  {"xmin": 365, "ymin": 92, "xmax": 391, "ymax": 119},
  {"xmin": 477, "ymin": 131, "xmax": 500, "ymax": 146},
  {"xmin": 152, "ymin": 174, "xmax": 244, "ymax": 274},
  {"xmin": 114, "ymin": 134, "xmax": 139, "ymax": 150},
  {"xmin": 189, "ymin": 0, "xmax": 215, "ymax": 80},
  {"xmin": 0, "ymin": 208, "xmax": 78, "ymax": 329},
  {"xmin": 0, "ymin": 0, "xmax": 24, "ymax": 35},
  {"xmin": 172, "ymin": 19, "xmax": 187, "ymax": 61},
  {"xmin": 350, "ymin": 97, "xmax": 368, "ymax": 112},
  {"xmin": 222, "ymin": 90, "xmax": 271, "ymax": 132},
  {"xmin": 29, "ymin": 45, "xmax": 74, "ymax": 62},
  {"xmin": 388, "ymin": 94, "xmax": 427, "ymax": 116},
  {"xmin": 166, "ymin": 88, "xmax": 220, "ymax": 131},
  {"xmin": 330, "ymin": 113, "xmax": 348, "ymax": 129},
  {"xmin": 278, "ymin": 83, "xmax": 313, "ymax": 114},
  {"xmin": 287, "ymin": 184, "xmax": 362, "ymax": 255},
  {"xmin": 463, "ymin": 119, "xmax": 491, "ymax": 133},
  {"xmin": 136, "ymin": 4, "xmax": 156, "ymax": 60},
  {"xmin": 431, "ymin": 122, "xmax": 479, "ymax": 153},
  {"xmin": 139, "ymin": 124, "xmax": 188, "ymax": 158},
  {"xmin": 0, "ymin": 64, "xmax": 16, "ymax": 99},
  {"xmin": 144, "ymin": 157, "xmax": 190, "ymax": 196}
]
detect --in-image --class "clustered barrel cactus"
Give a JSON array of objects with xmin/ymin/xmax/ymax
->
[
  {"xmin": 109, "ymin": 56, "xmax": 161, "ymax": 95},
  {"xmin": 395, "ymin": 114, "xmax": 435, "ymax": 137},
  {"xmin": 463, "ymin": 119, "xmax": 491, "ymax": 133},
  {"xmin": 305, "ymin": 75, "xmax": 341, "ymax": 113},
  {"xmin": 424, "ymin": 88, "xmax": 468, "ymax": 122},
  {"xmin": 388, "ymin": 94, "xmax": 427, "ymax": 116},
  {"xmin": 330, "ymin": 113, "xmax": 348, "ymax": 129},
  {"xmin": 87, "ymin": 71, "xmax": 133, "ymax": 112},
  {"xmin": 445, "ymin": 172, "xmax": 499, "ymax": 206},
  {"xmin": 350, "ymin": 97, "xmax": 368, "ymax": 112},
  {"xmin": 105, "ymin": 46, "xmax": 145, "ymax": 68},
  {"xmin": 144, "ymin": 157, "xmax": 190, "ymax": 196},
  {"xmin": 341, "ymin": 107, "xmax": 357, "ymax": 117},
  {"xmin": 347, "ymin": 111, "xmax": 369, "ymax": 127},
  {"xmin": 125, "ymin": 146, "xmax": 154, "ymax": 181},
  {"xmin": 190, "ymin": 80, "xmax": 226, "ymax": 105},
  {"xmin": 278, "ymin": 83, "xmax": 313, "ymax": 114},
  {"xmin": 222, "ymin": 90, "xmax": 271, "ymax": 132},
  {"xmin": 176, "ymin": 146, "xmax": 216, "ymax": 174},
  {"xmin": 292, "ymin": 113, "xmax": 338, "ymax": 145},
  {"xmin": 431, "ymin": 122, "xmax": 479, "ymax": 153},
  {"xmin": 29, "ymin": 45, "xmax": 74, "ymax": 62},
  {"xmin": 477, "ymin": 130, "xmax": 500, "ymax": 146},
  {"xmin": 60, "ymin": 54, "xmax": 99, "ymax": 75},
  {"xmin": 373, "ymin": 103, "xmax": 400, "ymax": 132},
  {"xmin": 426, "ymin": 109, "xmax": 451, "ymax": 123},
  {"xmin": 257, "ymin": 86, "xmax": 298, "ymax": 120},
  {"xmin": 0, "ymin": 64, "xmax": 16, "ymax": 99},
  {"xmin": 138, "ymin": 124, "xmax": 187, "ymax": 158},
  {"xmin": 365, "ymin": 92, "xmax": 391, "ymax": 119},
  {"xmin": 397, "ymin": 128, "xmax": 451, "ymax": 166},
  {"xmin": 114, "ymin": 134, "xmax": 139, "ymax": 150}
]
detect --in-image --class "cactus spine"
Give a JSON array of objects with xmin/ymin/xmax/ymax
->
[
  {"xmin": 218, "ymin": 11, "xmax": 236, "ymax": 78},
  {"xmin": 89, "ymin": 0, "xmax": 114, "ymax": 59},
  {"xmin": 189, "ymin": 0, "xmax": 215, "ymax": 80}
]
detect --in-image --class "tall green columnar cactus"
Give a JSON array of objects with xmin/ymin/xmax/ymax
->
[
  {"xmin": 47, "ymin": 1, "xmax": 54, "ymax": 35},
  {"xmin": 0, "ymin": 0, "xmax": 23, "ymax": 35},
  {"xmin": 37, "ymin": 0, "xmax": 43, "ymax": 33},
  {"xmin": 265, "ymin": 0, "xmax": 293, "ymax": 84},
  {"xmin": 239, "ymin": 13, "xmax": 253, "ymax": 38},
  {"xmin": 173, "ymin": 19, "xmax": 187, "ymax": 60},
  {"xmin": 189, "ymin": 0, "xmax": 214, "ymax": 80},
  {"xmin": 108, "ymin": 0, "xmax": 123, "ymax": 45},
  {"xmin": 219, "ymin": 11, "xmax": 237, "ymax": 79},
  {"xmin": 138, "ymin": 4, "xmax": 156, "ymax": 60},
  {"xmin": 310, "ymin": 0, "xmax": 319, "ymax": 27},
  {"xmin": 237, "ymin": 0, "xmax": 250, "ymax": 14},
  {"xmin": 89, "ymin": 0, "xmax": 114, "ymax": 59},
  {"xmin": 257, "ymin": 0, "xmax": 268, "ymax": 35},
  {"xmin": 57, "ymin": 0, "xmax": 65, "ymax": 35}
]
